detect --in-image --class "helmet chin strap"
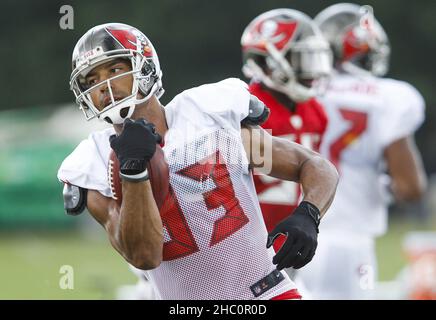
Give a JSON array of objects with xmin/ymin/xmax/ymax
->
[{"xmin": 99, "ymin": 98, "xmax": 136, "ymax": 124}]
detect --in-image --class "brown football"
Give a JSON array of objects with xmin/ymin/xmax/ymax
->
[{"xmin": 108, "ymin": 145, "xmax": 170, "ymax": 210}]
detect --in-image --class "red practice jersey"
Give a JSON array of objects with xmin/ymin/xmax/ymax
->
[{"xmin": 249, "ymin": 82, "xmax": 328, "ymax": 251}]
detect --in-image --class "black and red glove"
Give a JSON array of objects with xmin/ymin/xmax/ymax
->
[{"xmin": 267, "ymin": 201, "xmax": 321, "ymax": 270}]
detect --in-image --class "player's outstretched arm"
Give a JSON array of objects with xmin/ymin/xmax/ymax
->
[
  {"xmin": 241, "ymin": 125, "xmax": 338, "ymax": 216},
  {"xmin": 384, "ymin": 136, "xmax": 427, "ymax": 202},
  {"xmin": 242, "ymin": 125, "xmax": 339, "ymax": 270}
]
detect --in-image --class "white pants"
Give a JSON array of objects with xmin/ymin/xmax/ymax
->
[
  {"xmin": 294, "ymin": 230, "xmax": 377, "ymax": 300},
  {"xmin": 115, "ymin": 264, "xmax": 156, "ymax": 300}
]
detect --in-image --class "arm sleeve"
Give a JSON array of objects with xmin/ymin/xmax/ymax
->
[{"xmin": 241, "ymin": 94, "xmax": 271, "ymax": 126}]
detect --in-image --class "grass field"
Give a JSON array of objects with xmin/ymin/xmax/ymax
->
[
  {"xmin": 0, "ymin": 229, "xmax": 137, "ymax": 299},
  {"xmin": 0, "ymin": 220, "xmax": 433, "ymax": 299}
]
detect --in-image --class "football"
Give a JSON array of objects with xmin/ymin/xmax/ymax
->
[{"xmin": 108, "ymin": 145, "xmax": 170, "ymax": 210}]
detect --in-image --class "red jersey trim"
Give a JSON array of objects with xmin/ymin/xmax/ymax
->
[{"xmin": 271, "ymin": 289, "xmax": 302, "ymax": 300}]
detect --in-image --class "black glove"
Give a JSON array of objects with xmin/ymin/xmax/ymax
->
[
  {"xmin": 266, "ymin": 201, "xmax": 320, "ymax": 270},
  {"xmin": 109, "ymin": 118, "xmax": 161, "ymax": 181}
]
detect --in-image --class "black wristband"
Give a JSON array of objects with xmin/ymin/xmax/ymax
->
[{"xmin": 300, "ymin": 201, "xmax": 321, "ymax": 230}]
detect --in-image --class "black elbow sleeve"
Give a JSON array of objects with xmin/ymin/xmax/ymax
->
[
  {"xmin": 63, "ymin": 184, "xmax": 88, "ymax": 216},
  {"xmin": 241, "ymin": 94, "xmax": 270, "ymax": 126}
]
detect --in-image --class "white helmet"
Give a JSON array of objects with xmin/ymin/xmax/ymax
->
[
  {"xmin": 70, "ymin": 23, "xmax": 164, "ymax": 124},
  {"xmin": 314, "ymin": 3, "xmax": 390, "ymax": 77},
  {"xmin": 241, "ymin": 8, "xmax": 332, "ymax": 102}
]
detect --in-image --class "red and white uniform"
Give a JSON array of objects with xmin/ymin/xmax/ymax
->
[
  {"xmin": 318, "ymin": 74, "xmax": 425, "ymax": 236},
  {"xmin": 58, "ymin": 78, "xmax": 298, "ymax": 300},
  {"xmin": 295, "ymin": 73, "xmax": 425, "ymax": 299},
  {"xmin": 249, "ymin": 82, "xmax": 328, "ymax": 251}
]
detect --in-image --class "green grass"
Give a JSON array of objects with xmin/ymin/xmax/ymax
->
[
  {"xmin": 376, "ymin": 219, "xmax": 436, "ymax": 281},
  {"xmin": 0, "ymin": 230, "xmax": 137, "ymax": 299},
  {"xmin": 0, "ymin": 220, "xmax": 434, "ymax": 299}
]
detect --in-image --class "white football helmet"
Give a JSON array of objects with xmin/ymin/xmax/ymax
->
[
  {"xmin": 241, "ymin": 8, "xmax": 332, "ymax": 102},
  {"xmin": 70, "ymin": 23, "xmax": 164, "ymax": 124},
  {"xmin": 314, "ymin": 3, "xmax": 390, "ymax": 77}
]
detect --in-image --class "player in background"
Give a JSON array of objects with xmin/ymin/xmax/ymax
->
[
  {"xmin": 241, "ymin": 9, "xmax": 332, "ymax": 253},
  {"xmin": 294, "ymin": 3, "xmax": 428, "ymax": 299},
  {"xmin": 58, "ymin": 23, "xmax": 338, "ymax": 299}
]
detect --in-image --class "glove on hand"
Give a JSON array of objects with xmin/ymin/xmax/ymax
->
[
  {"xmin": 109, "ymin": 118, "xmax": 161, "ymax": 181},
  {"xmin": 267, "ymin": 201, "xmax": 320, "ymax": 270}
]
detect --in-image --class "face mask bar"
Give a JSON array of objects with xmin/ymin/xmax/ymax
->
[
  {"xmin": 291, "ymin": 49, "xmax": 332, "ymax": 79},
  {"xmin": 369, "ymin": 44, "xmax": 390, "ymax": 76},
  {"xmin": 244, "ymin": 37, "xmax": 332, "ymax": 102},
  {"xmin": 72, "ymin": 68, "xmax": 141, "ymax": 121}
]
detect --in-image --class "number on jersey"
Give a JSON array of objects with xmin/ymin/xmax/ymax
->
[
  {"xmin": 329, "ymin": 109, "xmax": 368, "ymax": 169},
  {"xmin": 160, "ymin": 151, "xmax": 249, "ymax": 261}
]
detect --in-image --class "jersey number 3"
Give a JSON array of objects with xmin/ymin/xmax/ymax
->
[
  {"xmin": 329, "ymin": 109, "xmax": 368, "ymax": 169},
  {"xmin": 160, "ymin": 151, "xmax": 249, "ymax": 261}
]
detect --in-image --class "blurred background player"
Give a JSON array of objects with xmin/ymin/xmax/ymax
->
[
  {"xmin": 294, "ymin": 3, "xmax": 428, "ymax": 299},
  {"xmin": 241, "ymin": 9, "xmax": 332, "ymax": 255}
]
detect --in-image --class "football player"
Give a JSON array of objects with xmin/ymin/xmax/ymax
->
[
  {"xmin": 241, "ymin": 9, "xmax": 332, "ymax": 254},
  {"xmin": 294, "ymin": 3, "xmax": 427, "ymax": 299},
  {"xmin": 58, "ymin": 23, "xmax": 338, "ymax": 299}
]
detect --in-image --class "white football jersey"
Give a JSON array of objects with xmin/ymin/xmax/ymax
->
[
  {"xmin": 58, "ymin": 78, "xmax": 296, "ymax": 300},
  {"xmin": 57, "ymin": 126, "xmax": 115, "ymax": 197},
  {"xmin": 319, "ymin": 73, "xmax": 425, "ymax": 236}
]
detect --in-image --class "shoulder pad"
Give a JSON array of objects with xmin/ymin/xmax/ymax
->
[
  {"xmin": 63, "ymin": 184, "xmax": 88, "ymax": 216},
  {"xmin": 241, "ymin": 94, "xmax": 270, "ymax": 126}
]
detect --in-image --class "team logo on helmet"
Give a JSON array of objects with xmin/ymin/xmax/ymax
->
[
  {"xmin": 314, "ymin": 3, "xmax": 390, "ymax": 77},
  {"xmin": 342, "ymin": 27, "xmax": 371, "ymax": 61},
  {"xmin": 241, "ymin": 9, "xmax": 332, "ymax": 102},
  {"xmin": 107, "ymin": 27, "xmax": 154, "ymax": 57},
  {"xmin": 243, "ymin": 19, "xmax": 298, "ymax": 53}
]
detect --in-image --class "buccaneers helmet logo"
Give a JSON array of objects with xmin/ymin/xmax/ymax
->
[
  {"xmin": 107, "ymin": 28, "xmax": 153, "ymax": 57},
  {"xmin": 243, "ymin": 19, "xmax": 298, "ymax": 53}
]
